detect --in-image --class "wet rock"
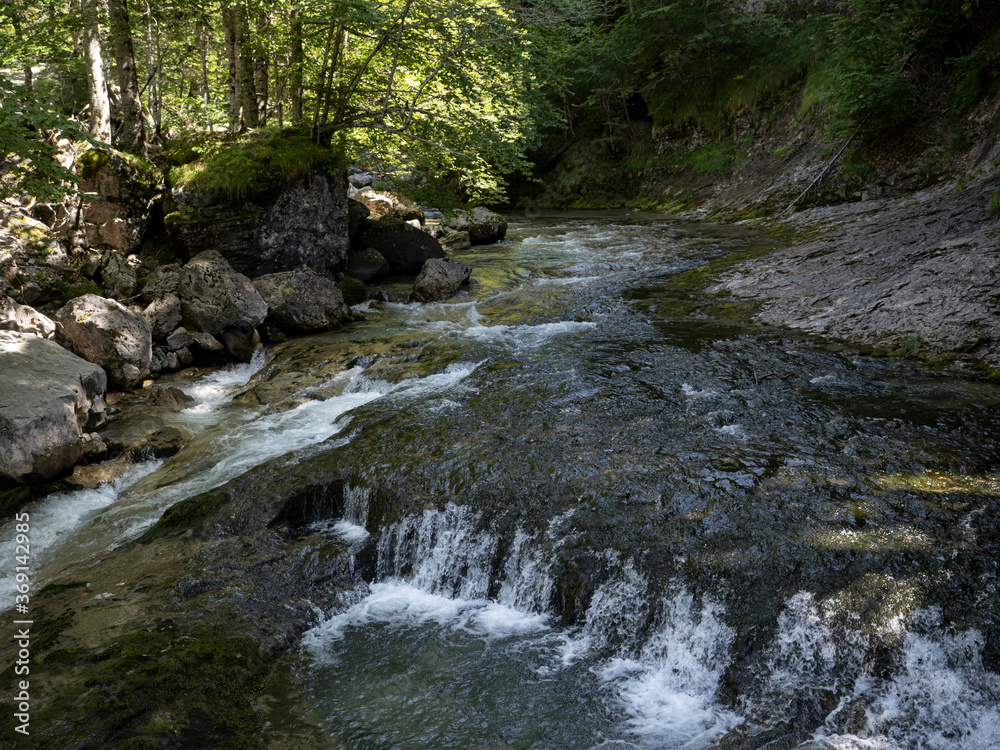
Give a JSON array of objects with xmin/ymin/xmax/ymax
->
[
  {"xmin": 356, "ymin": 217, "xmax": 445, "ymax": 274},
  {"xmin": 345, "ymin": 248, "xmax": 390, "ymax": 282},
  {"xmin": 54, "ymin": 294, "xmax": 152, "ymax": 389},
  {"xmin": 168, "ymin": 173, "xmax": 350, "ymax": 278},
  {"xmin": 439, "ymin": 230, "xmax": 471, "ymax": 253},
  {"xmin": 412, "ymin": 258, "xmax": 472, "ymax": 302},
  {"xmin": 253, "ymin": 269, "xmax": 345, "ymax": 332},
  {"xmin": 0, "ymin": 330, "xmax": 108, "ymax": 481},
  {"xmin": 154, "ymin": 386, "xmax": 194, "ymax": 410},
  {"xmin": 100, "ymin": 250, "xmax": 139, "ymax": 300},
  {"xmin": 220, "ymin": 325, "xmax": 260, "ymax": 363},
  {"xmin": 190, "ymin": 331, "xmax": 226, "ymax": 355},
  {"xmin": 443, "ymin": 206, "xmax": 507, "ymax": 245},
  {"xmin": 164, "ymin": 350, "xmax": 180, "ymax": 370},
  {"xmin": 143, "ymin": 293, "xmax": 183, "ymax": 340},
  {"xmin": 338, "ymin": 275, "xmax": 366, "ymax": 306},
  {"xmin": 125, "ymin": 424, "xmax": 187, "ymax": 460},
  {"xmin": 0, "ymin": 296, "xmax": 56, "ymax": 339},
  {"xmin": 150, "ymin": 346, "xmax": 167, "ymax": 374},
  {"xmin": 177, "ymin": 250, "xmax": 267, "ymax": 335}
]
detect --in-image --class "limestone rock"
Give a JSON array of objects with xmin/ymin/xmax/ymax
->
[
  {"xmin": 177, "ymin": 250, "xmax": 267, "ymax": 335},
  {"xmin": 356, "ymin": 188, "xmax": 424, "ymax": 224},
  {"xmin": 100, "ymin": 250, "xmax": 139, "ymax": 300},
  {"xmin": 142, "ymin": 263, "xmax": 182, "ymax": 300},
  {"xmin": 219, "ymin": 326, "xmax": 260, "ymax": 363},
  {"xmin": 412, "ymin": 258, "xmax": 472, "ymax": 303},
  {"xmin": 0, "ymin": 330, "xmax": 108, "ymax": 481},
  {"xmin": 253, "ymin": 269, "xmax": 345, "ymax": 331},
  {"xmin": 444, "ymin": 206, "xmax": 507, "ymax": 245},
  {"xmin": 167, "ymin": 173, "xmax": 350, "ymax": 278},
  {"xmin": 143, "ymin": 293, "xmax": 183, "ymax": 340},
  {"xmin": 54, "ymin": 294, "xmax": 153, "ymax": 390},
  {"xmin": 75, "ymin": 148, "xmax": 159, "ymax": 255},
  {"xmin": 0, "ymin": 297, "xmax": 56, "ymax": 339},
  {"xmin": 345, "ymin": 248, "xmax": 390, "ymax": 283},
  {"xmin": 357, "ymin": 217, "xmax": 445, "ymax": 274}
]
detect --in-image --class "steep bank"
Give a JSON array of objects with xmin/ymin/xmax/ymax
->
[{"xmin": 521, "ymin": 79, "xmax": 1000, "ymax": 372}]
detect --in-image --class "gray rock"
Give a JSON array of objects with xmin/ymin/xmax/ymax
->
[
  {"xmin": 75, "ymin": 149, "xmax": 159, "ymax": 255},
  {"xmin": 177, "ymin": 250, "xmax": 267, "ymax": 335},
  {"xmin": 345, "ymin": 248, "xmax": 390, "ymax": 283},
  {"xmin": 150, "ymin": 346, "xmax": 167, "ymax": 373},
  {"xmin": 167, "ymin": 173, "xmax": 350, "ymax": 278},
  {"xmin": 164, "ymin": 351, "xmax": 180, "ymax": 370},
  {"xmin": 100, "ymin": 251, "xmax": 140, "ymax": 300},
  {"xmin": 142, "ymin": 263, "xmax": 182, "ymax": 300},
  {"xmin": 143, "ymin": 293, "xmax": 183, "ymax": 340},
  {"xmin": 348, "ymin": 198, "xmax": 371, "ymax": 246},
  {"xmin": 412, "ymin": 258, "xmax": 472, "ymax": 303},
  {"xmin": 190, "ymin": 331, "xmax": 225, "ymax": 353},
  {"xmin": 444, "ymin": 206, "xmax": 507, "ymax": 245},
  {"xmin": 253, "ymin": 269, "xmax": 345, "ymax": 331},
  {"xmin": 0, "ymin": 330, "xmax": 108, "ymax": 481},
  {"xmin": 54, "ymin": 294, "xmax": 153, "ymax": 389},
  {"xmin": 166, "ymin": 327, "xmax": 194, "ymax": 352},
  {"xmin": 0, "ymin": 297, "xmax": 56, "ymax": 339},
  {"xmin": 358, "ymin": 217, "xmax": 445, "ymax": 274},
  {"xmin": 439, "ymin": 230, "xmax": 471, "ymax": 253}
]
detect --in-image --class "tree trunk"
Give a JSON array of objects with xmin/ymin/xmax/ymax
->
[
  {"xmin": 144, "ymin": 0, "xmax": 158, "ymax": 133},
  {"xmin": 107, "ymin": 0, "xmax": 147, "ymax": 154},
  {"xmin": 81, "ymin": 0, "xmax": 112, "ymax": 142},
  {"xmin": 221, "ymin": 0, "xmax": 239, "ymax": 131},
  {"xmin": 200, "ymin": 21, "xmax": 211, "ymax": 105},
  {"xmin": 289, "ymin": 11, "xmax": 303, "ymax": 125},
  {"xmin": 236, "ymin": 4, "xmax": 259, "ymax": 128},
  {"xmin": 252, "ymin": 10, "xmax": 269, "ymax": 124}
]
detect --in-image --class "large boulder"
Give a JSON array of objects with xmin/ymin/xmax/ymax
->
[
  {"xmin": 167, "ymin": 173, "xmax": 350, "ymax": 278},
  {"xmin": 0, "ymin": 330, "xmax": 108, "ymax": 481},
  {"xmin": 412, "ymin": 258, "xmax": 472, "ymax": 302},
  {"xmin": 347, "ymin": 198, "xmax": 371, "ymax": 247},
  {"xmin": 357, "ymin": 217, "xmax": 445, "ymax": 274},
  {"xmin": 253, "ymin": 269, "xmax": 346, "ymax": 331},
  {"xmin": 345, "ymin": 248, "xmax": 390, "ymax": 283},
  {"xmin": 54, "ymin": 294, "xmax": 153, "ymax": 389},
  {"xmin": 0, "ymin": 210, "xmax": 76, "ymax": 306},
  {"xmin": 444, "ymin": 206, "xmax": 507, "ymax": 245},
  {"xmin": 176, "ymin": 250, "xmax": 268, "ymax": 335},
  {"xmin": 1, "ymin": 297, "xmax": 56, "ymax": 339}
]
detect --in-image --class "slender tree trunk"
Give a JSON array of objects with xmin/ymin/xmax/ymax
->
[
  {"xmin": 234, "ymin": 3, "xmax": 258, "ymax": 128},
  {"xmin": 200, "ymin": 21, "xmax": 211, "ymax": 105},
  {"xmin": 289, "ymin": 11, "xmax": 303, "ymax": 125},
  {"xmin": 144, "ymin": 0, "xmax": 158, "ymax": 132},
  {"xmin": 8, "ymin": 2, "xmax": 32, "ymax": 91},
  {"xmin": 311, "ymin": 24, "xmax": 334, "ymax": 137},
  {"xmin": 107, "ymin": 0, "xmax": 147, "ymax": 154},
  {"xmin": 81, "ymin": 0, "xmax": 112, "ymax": 142},
  {"xmin": 221, "ymin": 0, "xmax": 239, "ymax": 131},
  {"xmin": 252, "ymin": 10, "xmax": 269, "ymax": 124}
]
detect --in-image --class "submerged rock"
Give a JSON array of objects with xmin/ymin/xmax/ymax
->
[
  {"xmin": 439, "ymin": 230, "xmax": 471, "ymax": 253},
  {"xmin": 0, "ymin": 330, "xmax": 107, "ymax": 481},
  {"xmin": 54, "ymin": 294, "xmax": 152, "ymax": 389},
  {"xmin": 253, "ymin": 269, "xmax": 345, "ymax": 332},
  {"xmin": 177, "ymin": 250, "xmax": 267, "ymax": 335},
  {"xmin": 412, "ymin": 258, "xmax": 472, "ymax": 302}
]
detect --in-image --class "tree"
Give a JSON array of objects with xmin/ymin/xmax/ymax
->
[
  {"xmin": 107, "ymin": 0, "xmax": 147, "ymax": 153},
  {"xmin": 81, "ymin": 0, "xmax": 112, "ymax": 143}
]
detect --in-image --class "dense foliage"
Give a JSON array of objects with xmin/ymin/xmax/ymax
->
[{"xmin": 0, "ymin": 0, "xmax": 997, "ymax": 202}]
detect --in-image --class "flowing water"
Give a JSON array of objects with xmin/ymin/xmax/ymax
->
[{"xmin": 6, "ymin": 212, "xmax": 1000, "ymax": 748}]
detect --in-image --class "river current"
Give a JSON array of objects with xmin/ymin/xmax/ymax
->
[{"xmin": 4, "ymin": 212, "xmax": 1000, "ymax": 748}]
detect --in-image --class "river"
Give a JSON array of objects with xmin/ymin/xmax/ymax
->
[{"xmin": 5, "ymin": 212, "xmax": 1000, "ymax": 748}]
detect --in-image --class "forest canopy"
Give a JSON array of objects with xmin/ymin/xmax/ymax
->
[{"xmin": 0, "ymin": 0, "xmax": 997, "ymax": 202}]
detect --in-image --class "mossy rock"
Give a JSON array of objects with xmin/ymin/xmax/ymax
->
[{"xmin": 338, "ymin": 275, "xmax": 366, "ymax": 306}]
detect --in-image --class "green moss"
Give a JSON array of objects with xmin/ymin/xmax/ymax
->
[
  {"xmin": 139, "ymin": 489, "xmax": 230, "ymax": 541},
  {"xmin": 339, "ymin": 275, "xmax": 366, "ymax": 306},
  {"xmin": 79, "ymin": 623, "xmax": 265, "ymax": 749},
  {"xmin": 76, "ymin": 147, "xmax": 113, "ymax": 180},
  {"xmin": 988, "ymin": 186, "xmax": 1000, "ymax": 217},
  {"xmin": 35, "ymin": 610, "xmax": 75, "ymax": 653},
  {"xmin": 774, "ymin": 145, "xmax": 792, "ymax": 158},
  {"xmin": 169, "ymin": 129, "xmax": 339, "ymax": 203}
]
